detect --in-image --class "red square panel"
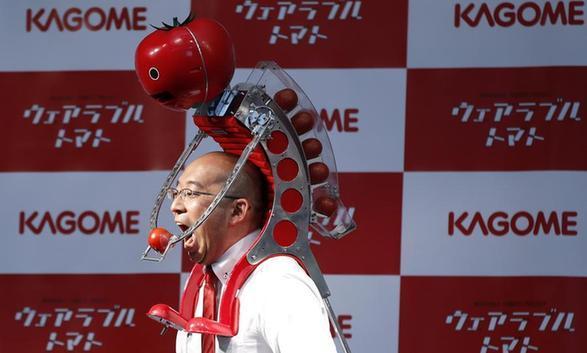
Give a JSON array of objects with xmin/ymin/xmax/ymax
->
[
  {"xmin": 191, "ymin": 0, "xmax": 407, "ymax": 68},
  {"xmin": 0, "ymin": 71, "xmax": 184, "ymax": 171},
  {"xmin": 405, "ymin": 67, "xmax": 587, "ymax": 171},
  {"xmin": 400, "ymin": 276, "xmax": 587, "ymax": 353},
  {"xmin": 0, "ymin": 274, "xmax": 179, "ymax": 352},
  {"xmin": 312, "ymin": 173, "xmax": 402, "ymax": 274}
]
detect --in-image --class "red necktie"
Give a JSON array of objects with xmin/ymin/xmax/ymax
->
[{"xmin": 202, "ymin": 267, "xmax": 217, "ymax": 353}]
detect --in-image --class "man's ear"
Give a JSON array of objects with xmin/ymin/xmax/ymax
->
[{"xmin": 229, "ymin": 198, "xmax": 250, "ymax": 225}]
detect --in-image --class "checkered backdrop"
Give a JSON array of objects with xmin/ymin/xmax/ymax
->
[{"xmin": 1, "ymin": 1, "xmax": 585, "ymax": 352}]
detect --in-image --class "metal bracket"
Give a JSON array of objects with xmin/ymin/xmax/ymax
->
[
  {"xmin": 141, "ymin": 113, "xmax": 274, "ymax": 262},
  {"xmin": 325, "ymin": 298, "xmax": 352, "ymax": 353}
]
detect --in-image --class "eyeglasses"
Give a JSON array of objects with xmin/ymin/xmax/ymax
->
[{"xmin": 166, "ymin": 187, "xmax": 240, "ymax": 201}]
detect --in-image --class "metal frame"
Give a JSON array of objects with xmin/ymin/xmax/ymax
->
[{"xmin": 141, "ymin": 63, "xmax": 353, "ymax": 353}]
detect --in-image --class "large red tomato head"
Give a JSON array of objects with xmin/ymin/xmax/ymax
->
[{"xmin": 135, "ymin": 16, "xmax": 235, "ymax": 111}]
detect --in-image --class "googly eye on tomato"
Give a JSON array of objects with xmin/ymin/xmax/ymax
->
[{"xmin": 149, "ymin": 67, "xmax": 160, "ymax": 80}]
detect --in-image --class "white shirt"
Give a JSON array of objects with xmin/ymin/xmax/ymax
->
[{"xmin": 176, "ymin": 231, "xmax": 337, "ymax": 353}]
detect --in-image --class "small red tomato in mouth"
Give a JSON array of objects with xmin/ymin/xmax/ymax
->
[{"xmin": 148, "ymin": 227, "xmax": 173, "ymax": 253}]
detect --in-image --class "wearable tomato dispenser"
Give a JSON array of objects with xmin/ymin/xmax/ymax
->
[{"xmin": 135, "ymin": 15, "xmax": 356, "ymax": 353}]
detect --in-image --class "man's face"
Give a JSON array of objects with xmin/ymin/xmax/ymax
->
[{"xmin": 170, "ymin": 156, "xmax": 233, "ymax": 265}]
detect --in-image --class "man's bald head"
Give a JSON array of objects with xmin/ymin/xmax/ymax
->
[
  {"xmin": 183, "ymin": 151, "xmax": 266, "ymax": 228},
  {"xmin": 173, "ymin": 151, "xmax": 267, "ymax": 264}
]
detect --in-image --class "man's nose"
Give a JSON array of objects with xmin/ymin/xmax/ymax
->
[{"xmin": 170, "ymin": 196, "xmax": 186, "ymax": 214}]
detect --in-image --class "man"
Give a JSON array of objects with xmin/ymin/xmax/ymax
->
[{"xmin": 171, "ymin": 151, "xmax": 337, "ymax": 353}]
